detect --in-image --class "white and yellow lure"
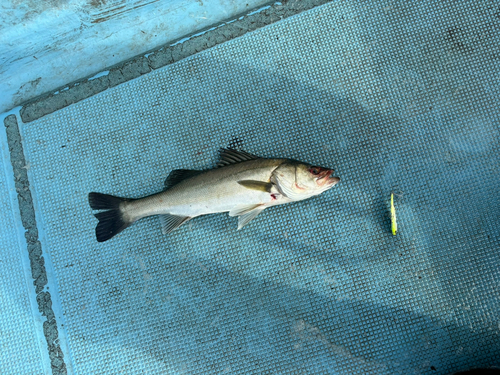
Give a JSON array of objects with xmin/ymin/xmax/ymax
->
[{"xmin": 390, "ymin": 192, "xmax": 397, "ymax": 235}]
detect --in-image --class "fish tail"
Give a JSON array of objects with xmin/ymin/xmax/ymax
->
[{"xmin": 88, "ymin": 192, "xmax": 133, "ymax": 242}]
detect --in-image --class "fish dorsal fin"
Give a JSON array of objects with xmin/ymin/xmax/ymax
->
[
  {"xmin": 217, "ymin": 148, "xmax": 260, "ymax": 168},
  {"xmin": 159, "ymin": 214, "xmax": 191, "ymax": 234},
  {"xmin": 164, "ymin": 169, "xmax": 201, "ymax": 189}
]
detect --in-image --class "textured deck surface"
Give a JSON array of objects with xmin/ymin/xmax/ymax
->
[
  {"xmin": 1, "ymin": 1, "xmax": 499, "ymax": 374},
  {"xmin": 0, "ymin": 127, "xmax": 47, "ymax": 374}
]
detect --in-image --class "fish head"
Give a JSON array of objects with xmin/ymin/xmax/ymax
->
[{"xmin": 271, "ymin": 160, "xmax": 340, "ymax": 201}]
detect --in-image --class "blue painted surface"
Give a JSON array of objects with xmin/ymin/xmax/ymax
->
[
  {"xmin": 0, "ymin": 114, "xmax": 47, "ymax": 374},
  {"xmin": 8, "ymin": 0, "xmax": 500, "ymax": 373}
]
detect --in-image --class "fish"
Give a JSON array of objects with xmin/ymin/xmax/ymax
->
[{"xmin": 88, "ymin": 148, "xmax": 340, "ymax": 242}]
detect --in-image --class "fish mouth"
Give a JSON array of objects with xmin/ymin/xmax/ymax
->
[
  {"xmin": 328, "ymin": 176, "xmax": 341, "ymax": 186},
  {"xmin": 317, "ymin": 169, "xmax": 340, "ymax": 187}
]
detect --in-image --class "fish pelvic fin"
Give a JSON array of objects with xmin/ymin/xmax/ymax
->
[
  {"xmin": 88, "ymin": 192, "xmax": 134, "ymax": 242},
  {"xmin": 237, "ymin": 206, "xmax": 266, "ymax": 230},
  {"xmin": 229, "ymin": 204, "xmax": 262, "ymax": 217},
  {"xmin": 229, "ymin": 204, "xmax": 266, "ymax": 230}
]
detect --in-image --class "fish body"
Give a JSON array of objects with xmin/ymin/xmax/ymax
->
[
  {"xmin": 126, "ymin": 158, "xmax": 284, "ymax": 220},
  {"xmin": 89, "ymin": 149, "xmax": 340, "ymax": 242}
]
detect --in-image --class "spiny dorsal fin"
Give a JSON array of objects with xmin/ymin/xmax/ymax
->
[
  {"xmin": 164, "ymin": 169, "xmax": 202, "ymax": 189},
  {"xmin": 237, "ymin": 180, "xmax": 273, "ymax": 193},
  {"xmin": 217, "ymin": 148, "xmax": 260, "ymax": 168}
]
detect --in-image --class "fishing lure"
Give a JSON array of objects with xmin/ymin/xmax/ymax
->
[{"xmin": 391, "ymin": 192, "xmax": 397, "ymax": 235}]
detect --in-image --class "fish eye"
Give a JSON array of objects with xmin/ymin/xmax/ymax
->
[{"xmin": 309, "ymin": 167, "xmax": 320, "ymax": 175}]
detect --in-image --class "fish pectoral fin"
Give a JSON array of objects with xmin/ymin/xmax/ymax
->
[
  {"xmin": 237, "ymin": 180, "xmax": 273, "ymax": 192},
  {"xmin": 159, "ymin": 214, "xmax": 191, "ymax": 234},
  {"xmin": 237, "ymin": 206, "xmax": 266, "ymax": 230},
  {"xmin": 164, "ymin": 169, "xmax": 202, "ymax": 189}
]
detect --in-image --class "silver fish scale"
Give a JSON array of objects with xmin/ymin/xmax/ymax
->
[{"xmin": 9, "ymin": 1, "xmax": 500, "ymax": 374}]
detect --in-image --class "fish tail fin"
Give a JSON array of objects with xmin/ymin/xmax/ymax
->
[
  {"xmin": 89, "ymin": 192, "xmax": 124, "ymax": 210},
  {"xmin": 88, "ymin": 192, "xmax": 133, "ymax": 242}
]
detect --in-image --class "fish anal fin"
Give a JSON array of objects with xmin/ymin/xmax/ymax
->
[
  {"xmin": 159, "ymin": 214, "xmax": 191, "ymax": 234},
  {"xmin": 237, "ymin": 180, "xmax": 273, "ymax": 193},
  {"xmin": 164, "ymin": 169, "xmax": 202, "ymax": 189},
  {"xmin": 217, "ymin": 148, "xmax": 260, "ymax": 168}
]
